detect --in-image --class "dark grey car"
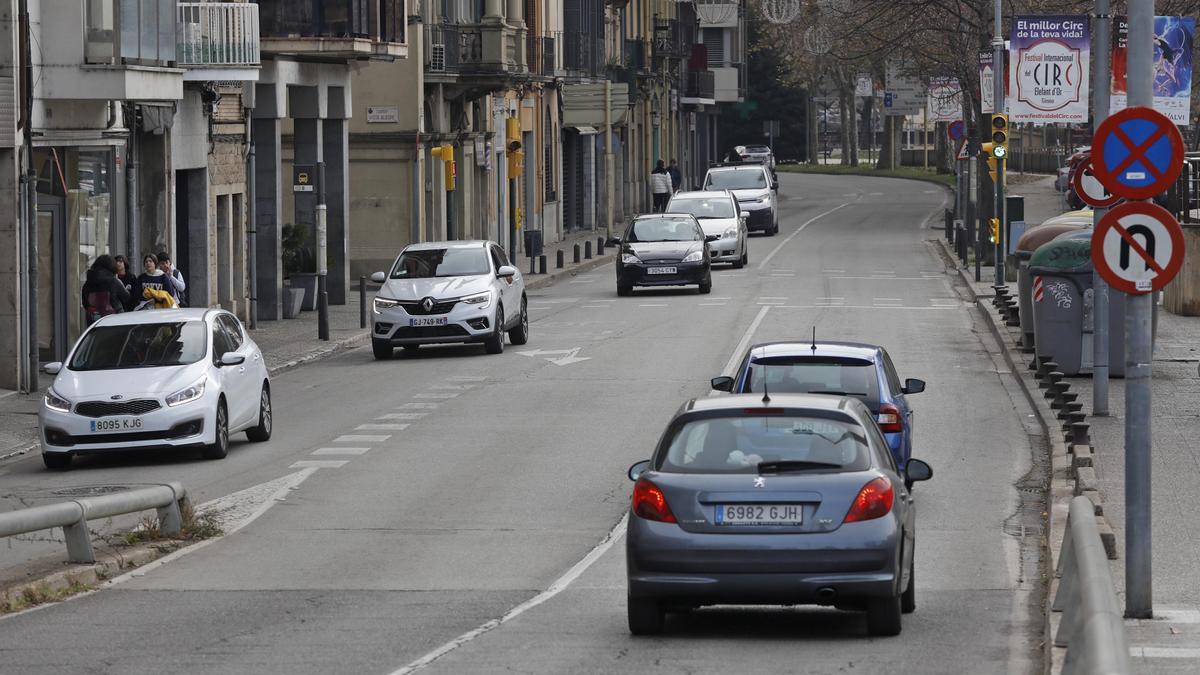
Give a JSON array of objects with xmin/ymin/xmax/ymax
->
[{"xmin": 625, "ymin": 393, "xmax": 933, "ymax": 637}]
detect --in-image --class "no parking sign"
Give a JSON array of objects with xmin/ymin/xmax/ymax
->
[{"xmin": 1091, "ymin": 107, "xmax": 1184, "ymax": 200}]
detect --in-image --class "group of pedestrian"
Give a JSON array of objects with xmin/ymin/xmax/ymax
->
[
  {"xmin": 82, "ymin": 251, "xmax": 188, "ymax": 325},
  {"xmin": 651, "ymin": 158, "xmax": 684, "ymax": 212}
]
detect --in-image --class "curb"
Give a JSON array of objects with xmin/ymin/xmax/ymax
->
[
  {"xmin": 266, "ymin": 332, "xmax": 371, "ymax": 376},
  {"xmin": 526, "ymin": 253, "xmax": 615, "ymax": 291},
  {"xmin": 935, "ymin": 238, "xmax": 1113, "ymax": 675},
  {"xmin": 778, "ymin": 166, "xmax": 957, "ymax": 193}
]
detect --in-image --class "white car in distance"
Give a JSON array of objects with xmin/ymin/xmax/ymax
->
[
  {"xmin": 370, "ymin": 240, "xmax": 529, "ymax": 358},
  {"xmin": 666, "ymin": 191, "xmax": 749, "ymax": 268},
  {"xmin": 39, "ymin": 309, "xmax": 272, "ymax": 470}
]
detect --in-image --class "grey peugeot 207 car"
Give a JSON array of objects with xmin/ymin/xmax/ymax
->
[{"xmin": 625, "ymin": 393, "xmax": 933, "ymax": 637}]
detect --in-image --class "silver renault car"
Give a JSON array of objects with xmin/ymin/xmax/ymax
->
[
  {"xmin": 370, "ymin": 240, "xmax": 528, "ymax": 358},
  {"xmin": 625, "ymin": 393, "xmax": 932, "ymax": 636}
]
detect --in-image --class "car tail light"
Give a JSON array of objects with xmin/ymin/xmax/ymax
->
[
  {"xmin": 876, "ymin": 403, "xmax": 903, "ymax": 433},
  {"xmin": 845, "ymin": 476, "xmax": 894, "ymax": 523},
  {"xmin": 632, "ymin": 478, "xmax": 676, "ymax": 523}
]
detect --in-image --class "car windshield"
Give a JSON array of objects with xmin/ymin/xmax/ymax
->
[
  {"xmin": 744, "ymin": 145, "xmax": 771, "ymax": 154},
  {"xmin": 742, "ymin": 356, "xmax": 882, "ymax": 408},
  {"xmin": 68, "ymin": 322, "xmax": 207, "ymax": 371},
  {"xmin": 667, "ymin": 197, "xmax": 736, "ymax": 219},
  {"xmin": 628, "ymin": 218, "xmax": 700, "ymax": 242},
  {"xmin": 390, "ymin": 248, "xmax": 491, "ymax": 278},
  {"xmin": 706, "ymin": 170, "xmax": 767, "ymax": 190},
  {"xmin": 659, "ymin": 415, "xmax": 871, "ymax": 474}
]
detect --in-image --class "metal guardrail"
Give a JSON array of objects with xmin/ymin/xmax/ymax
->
[
  {"xmin": 1052, "ymin": 496, "xmax": 1132, "ymax": 674},
  {"xmin": 178, "ymin": 2, "xmax": 261, "ymax": 68},
  {"xmin": 0, "ymin": 483, "xmax": 187, "ymax": 565}
]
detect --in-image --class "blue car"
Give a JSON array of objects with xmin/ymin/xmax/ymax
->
[{"xmin": 711, "ymin": 341, "xmax": 925, "ymax": 468}]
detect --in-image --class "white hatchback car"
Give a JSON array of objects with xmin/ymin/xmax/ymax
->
[
  {"xmin": 369, "ymin": 240, "xmax": 529, "ymax": 358},
  {"xmin": 39, "ymin": 309, "xmax": 272, "ymax": 470},
  {"xmin": 666, "ymin": 190, "xmax": 749, "ymax": 268}
]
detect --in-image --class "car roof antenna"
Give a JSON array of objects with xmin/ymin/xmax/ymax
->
[
  {"xmin": 762, "ymin": 372, "xmax": 770, "ymax": 405},
  {"xmin": 811, "ymin": 326, "xmax": 817, "ymax": 352}
]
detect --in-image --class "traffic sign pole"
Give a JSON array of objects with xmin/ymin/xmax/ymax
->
[
  {"xmin": 1126, "ymin": 0, "xmax": 1154, "ymax": 620},
  {"xmin": 1093, "ymin": 0, "xmax": 1113, "ymax": 417},
  {"xmin": 992, "ymin": 0, "xmax": 1006, "ymax": 290}
]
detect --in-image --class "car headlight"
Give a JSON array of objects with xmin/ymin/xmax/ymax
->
[
  {"xmin": 621, "ymin": 253, "xmax": 642, "ymax": 265},
  {"xmin": 682, "ymin": 251, "xmax": 704, "ymax": 263},
  {"xmin": 460, "ymin": 291, "xmax": 492, "ymax": 308},
  {"xmin": 373, "ymin": 297, "xmax": 400, "ymax": 314},
  {"xmin": 44, "ymin": 389, "xmax": 71, "ymax": 413},
  {"xmin": 723, "ymin": 226, "xmax": 738, "ymax": 239},
  {"xmin": 166, "ymin": 379, "xmax": 206, "ymax": 407}
]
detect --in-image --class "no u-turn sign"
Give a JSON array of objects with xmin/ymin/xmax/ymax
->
[{"xmin": 1092, "ymin": 202, "xmax": 1185, "ymax": 294}]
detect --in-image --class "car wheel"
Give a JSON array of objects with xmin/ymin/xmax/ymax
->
[
  {"xmin": 617, "ymin": 284, "xmax": 632, "ymax": 297},
  {"xmin": 372, "ymin": 339, "xmax": 393, "ymax": 360},
  {"xmin": 771, "ymin": 221, "xmax": 780, "ymax": 236},
  {"xmin": 698, "ymin": 276, "xmax": 712, "ymax": 294},
  {"xmin": 402, "ymin": 344, "xmax": 420, "ymax": 354},
  {"xmin": 485, "ymin": 307, "xmax": 505, "ymax": 354},
  {"xmin": 732, "ymin": 253, "xmax": 745, "ymax": 269},
  {"xmin": 866, "ymin": 595, "xmax": 902, "ymax": 636},
  {"xmin": 901, "ymin": 559, "xmax": 916, "ymax": 614},
  {"xmin": 246, "ymin": 385, "xmax": 272, "ymax": 442},
  {"xmin": 508, "ymin": 297, "xmax": 530, "ymax": 345},
  {"xmin": 742, "ymin": 250, "xmax": 749, "ymax": 266},
  {"xmin": 627, "ymin": 596, "xmax": 664, "ymax": 635},
  {"xmin": 202, "ymin": 400, "xmax": 230, "ymax": 460},
  {"xmin": 42, "ymin": 452, "xmax": 72, "ymax": 471}
]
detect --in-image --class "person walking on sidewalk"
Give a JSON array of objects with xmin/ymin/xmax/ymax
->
[
  {"xmin": 81, "ymin": 255, "xmax": 130, "ymax": 325},
  {"xmin": 156, "ymin": 251, "xmax": 187, "ymax": 307},
  {"xmin": 667, "ymin": 159, "xmax": 683, "ymax": 192},
  {"xmin": 651, "ymin": 160, "xmax": 673, "ymax": 213},
  {"xmin": 135, "ymin": 254, "xmax": 179, "ymax": 310},
  {"xmin": 114, "ymin": 255, "xmax": 138, "ymax": 311}
]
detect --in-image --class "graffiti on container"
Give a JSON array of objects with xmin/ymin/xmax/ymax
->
[{"xmin": 1045, "ymin": 280, "xmax": 1073, "ymax": 309}]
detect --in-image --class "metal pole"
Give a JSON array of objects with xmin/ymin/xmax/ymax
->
[
  {"xmin": 993, "ymin": 0, "xmax": 1006, "ymax": 289},
  {"xmin": 605, "ymin": 80, "xmax": 614, "ymax": 239},
  {"xmin": 1093, "ymin": 0, "xmax": 1112, "ymax": 416},
  {"xmin": 247, "ymin": 125, "xmax": 258, "ymax": 329},
  {"xmin": 20, "ymin": 0, "xmax": 37, "ymax": 392},
  {"xmin": 1125, "ymin": 0, "xmax": 1154, "ymax": 620},
  {"xmin": 316, "ymin": 163, "xmax": 329, "ymax": 341},
  {"xmin": 359, "ymin": 275, "xmax": 367, "ymax": 329},
  {"xmin": 923, "ymin": 104, "xmax": 929, "ymax": 170}
]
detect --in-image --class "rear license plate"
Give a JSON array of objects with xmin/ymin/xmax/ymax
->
[
  {"xmin": 647, "ymin": 266, "xmax": 677, "ymax": 275},
  {"xmin": 409, "ymin": 317, "xmax": 448, "ymax": 327},
  {"xmin": 715, "ymin": 504, "xmax": 803, "ymax": 526},
  {"xmin": 90, "ymin": 417, "xmax": 143, "ymax": 433}
]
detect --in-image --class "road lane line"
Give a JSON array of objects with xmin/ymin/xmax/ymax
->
[
  {"xmin": 580, "ymin": 305, "xmax": 608, "ymax": 309},
  {"xmin": 312, "ymin": 447, "xmax": 370, "ymax": 455},
  {"xmin": 378, "ymin": 413, "xmax": 429, "ymax": 420},
  {"xmin": 698, "ymin": 302, "xmax": 727, "ymax": 306},
  {"xmin": 289, "ymin": 460, "xmax": 350, "ymax": 469},
  {"xmin": 719, "ymin": 305, "xmax": 771, "ymax": 378},
  {"xmin": 432, "ymin": 384, "xmax": 474, "ymax": 390},
  {"xmin": 447, "ymin": 375, "xmax": 487, "ymax": 381},
  {"xmin": 757, "ymin": 202, "xmax": 851, "ymax": 270},
  {"xmin": 400, "ymin": 402, "xmax": 439, "ymax": 409},
  {"xmin": 638, "ymin": 303, "xmax": 668, "ymax": 307},
  {"xmin": 356, "ymin": 423, "xmax": 409, "ymax": 431},
  {"xmin": 414, "ymin": 392, "xmax": 459, "ymax": 399},
  {"xmin": 389, "ymin": 514, "xmax": 629, "ymax": 675},
  {"xmin": 335, "ymin": 434, "xmax": 390, "ymax": 443}
]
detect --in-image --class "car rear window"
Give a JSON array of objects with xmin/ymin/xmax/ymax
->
[
  {"xmin": 705, "ymin": 170, "xmax": 767, "ymax": 190},
  {"xmin": 658, "ymin": 415, "xmax": 871, "ymax": 474},
  {"xmin": 741, "ymin": 356, "xmax": 881, "ymax": 409}
]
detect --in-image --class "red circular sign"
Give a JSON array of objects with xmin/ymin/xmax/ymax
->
[
  {"xmin": 1072, "ymin": 158, "xmax": 1121, "ymax": 208},
  {"xmin": 1091, "ymin": 107, "xmax": 1184, "ymax": 201},
  {"xmin": 1092, "ymin": 202, "xmax": 1185, "ymax": 295}
]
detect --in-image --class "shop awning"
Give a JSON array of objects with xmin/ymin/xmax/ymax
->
[
  {"xmin": 567, "ymin": 125, "xmax": 598, "ymax": 135},
  {"xmin": 562, "ymin": 83, "xmax": 629, "ymax": 127}
]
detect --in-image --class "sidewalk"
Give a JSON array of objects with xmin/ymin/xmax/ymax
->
[
  {"xmin": 0, "ymin": 235, "xmax": 613, "ymax": 464},
  {"xmin": 944, "ymin": 175, "xmax": 1200, "ymax": 672}
]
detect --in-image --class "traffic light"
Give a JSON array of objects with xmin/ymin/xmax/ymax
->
[
  {"xmin": 429, "ymin": 143, "xmax": 456, "ymax": 191},
  {"xmin": 989, "ymin": 217, "xmax": 1000, "ymax": 244},
  {"xmin": 990, "ymin": 113, "xmax": 1009, "ymax": 159},
  {"xmin": 982, "ymin": 143, "xmax": 999, "ymax": 184},
  {"xmin": 505, "ymin": 118, "xmax": 524, "ymax": 176}
]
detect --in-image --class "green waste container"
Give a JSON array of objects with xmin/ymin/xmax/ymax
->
[
  {"xmin": 1016, "ymin": 221, "xmax": 1090, "ymax": 350},
  {"xmin": 1029, "ymin": 238, "xmax": 1126, "ymax": 377}
]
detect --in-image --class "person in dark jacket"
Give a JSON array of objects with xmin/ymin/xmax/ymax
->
[
  {"xmin": 114, "ymin": 255, "xmax": 137, "ymax": 311},
  {"xmin": 667, "ymin": 158, "xmax": 683, "ymax": 191},
  {"xmin": 81, "ymin": 255, "xmax": 130, "ymax": 325},
  {"xmin": 135, "ymin": 253, "xmax": 179, "ymax": 309},
  {"xmin": 156, "ymin": 251, "xmax": 187, "ymax": 307}
]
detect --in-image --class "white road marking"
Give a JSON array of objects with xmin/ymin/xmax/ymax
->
[
  {"xmin": 432, "ymin": 384, "xmax": 474, "ymax": 390},
  {"xmin": 822, "ymin": 269, "xmax": 846, "ymax": 274},
  {"xmin": 758, "ymin": 202, "xmax": 851, "ymax": 269},
  {"xmin": 568, "ymin": 279, "xmax": 596, "ymax": 284},
  {"xmin": 720, "ymin": 305, "xmax": 771, "ymax": 377},
  {"xmin": 388, "ymin": 514, "xmax": 629, "ymax": 675},
  {"xmin": 759, "ymin": 296, "xmax": 787, "ymax": 300},
  {"xmin": 356, "ymin": 423, "xmax": 409, "ymax": 431},
  {"xmin": 775, "ymin": 304, "xmax": 958, "ymax": 311},
  {"xmin": 289, "ymin": 460, "xmax": 349, "ymax": 469},
  {"xmin": 378, "ymin": 413, "xmax": 429, "ymax": 420},
  {"xmin": 830, "ymin": 276, "xmax": 942, "ymax": 281},
  {"xmin": 447, "ymin": 375, "xmax": 487, "ymax": 382},
  {"xmin": 580, "ymin": 305, "xmax": 608, "ymax": 309},
  {"xmin": 930, "ymin": 298, "xmax": 961, "ymax": 307},
  {"xmin": 699, "ymin": 302, "xmax": 727, "ymax": 306},
  {"xmin": 312, "ymin": 447, "xmax": 370, "ymax": 456},
  {"xmin": 414, "ymin": 392, "xmax": 459, "ymax": 399},
  {"xmin": 638, "ymin": 303, "xmax": 668, "ymax": 307},
  {"xmin": 400, "ymin": 402, "xmax": 439, "ymax": 409},
  {"xmin": 335, "ymin": 434, "xmax": 390, "ymax": 443}
]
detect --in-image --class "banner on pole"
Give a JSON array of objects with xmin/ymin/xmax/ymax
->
[
  {"xmin": 1110, "ymin": 15, "xmax": 1194, "ymax": 126},
  {"xmin": 1009, "ymin": 15, "xmax": 1091, "ymax": 124},
  {"xmin": 884, "ymin": 60, "xmax": 925, "ymax": 116},
  {"xmin": 928, "ymin": 77, "xmax": 963, "ymax": 122},
  {"xmin": 979, "ymin": 51, "xmax": 1011, "ymax": 114},
  {"xmin": 855, "ymin": 74, "xmax": 873, "ymax": 98}
]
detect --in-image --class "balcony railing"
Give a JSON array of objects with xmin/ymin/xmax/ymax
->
[
  {"xmin": 85, "ymin": 0, "xmax": 177, "ymax": 66},
  {"xmin": 177, "ymin": 3, "xmax": 260, "ymax": 69},
  {"xmin": 542, "ymin": 36, "xmax": 555, "ymax": 76},
  {"xmin": 425, "ymin": 23, "xmax": 483, "ymax": 74},
  {"xmin": 258, "ymin": 0, "xmax": 405, "ymax": 43},
  {"xmin": 562, "ymin": 31, "xmax": 600, "ymax": 77},
  {"xmin": 686, "ymin": 70, "xmax": 715, "ymax": 99},
  {"xmin": 623, "ymin": 39, "xmax": 645, "ymax": 72}
]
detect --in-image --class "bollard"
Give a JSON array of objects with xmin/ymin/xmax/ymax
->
[
  {"xmin": 1063, "ymin": 411, "xmax": 1087, "ymax": 430},
  {"xmin": 945, "ymin": 210, "xmax": 953, "ymax": 241},
  {"xmin": 574, "ymin": 244, "xmax": 581, "ymax": 264},
  {"xmin": 1069, "ymin": 422, "xmax": 1091, "ymax": 447},
  {"xmin": 597, "ymin": 236, "xmax": 606, "ymax": 255},
  {"xmin": 530, "ymin": 257, "xmax": 536, "ymax": 275},
  {"xmin": 585, "ymin": 240, "xmax": 592, "ymax": 259},
  {"xmin": 359, "ymin": 276, "xmax": 367, "ymax": 329},
  {"xmin": 539, "ymin": 255, "xmax": 547, "ymax": 275},
  {"xmin": 556, "ymin": 249, "xmax": 564, "ymax": 269}
]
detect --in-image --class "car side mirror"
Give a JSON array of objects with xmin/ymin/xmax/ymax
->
[
  {"xmin": 711, "ymin": 375, "xmax": 734, "ymax": 392},
  {"xmin": 219, "ymin": 353, "xmax": 246, "ymax": 367},
  {"xmin": 370, "ymin": 271, "xmax": 386, "ymax": 284},
  {"xmin": 740, "ymin": 211, "xmax": 750, "ymax": 219},
  {"xmin": 628, "ymin": 459, "xmax": 651, "ymax": 481},
  {"xmin": 902, "ymin": 378, "xmax": 926, "ymax": 395},
  {"xmin": 607, "ymin": 236, "xmax": 622, "ymax": 246},
  {"xmin": 904, "ymin": 458, "xmax": 933, "ymax": 489},
  {"xmin": 497, "ymin": 265, "xmax": 518, "ymax": 279},
  {"xmin": 771, "ymin": 181, "xmax": 779, "ymax": 191},
  {"xmin": 43, "ymin": 362, "xmax": 62, "ymax": 375},
  {"xmin": 704, "ymin": 234, "xmax": 720, "ymax": 242}
]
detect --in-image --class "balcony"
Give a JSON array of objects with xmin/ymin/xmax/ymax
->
[
  {"xmin": 178, "ymin": 3, "xmax": 260, "ymax": 81},
  {"xmin": 424, "ymin": 22, "xmax": 527, "ymax": 79},
  {"xmin": 562, "ymin": 31, "xmax": 601, "ymax": 79},
  {"xmin": 257, "ymin": 0, "xmax": 407, "ymax": 61},
  {"xmin": 622, "ymin": 39, "xmax": 645, "ymax": 73},
  {"xmin": 682, "ymin": 70, "xmax": 715, "ymax": 104},
  {"xmin": 525, "ymin": 34, "xmax": 557, "ymax": 77}
]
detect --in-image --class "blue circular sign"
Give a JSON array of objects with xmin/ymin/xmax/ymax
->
[{"xmin": 1092, "ymin": 107, "xmax": 1184, "ymax": 201}]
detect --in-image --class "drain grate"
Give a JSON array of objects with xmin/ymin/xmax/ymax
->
[{"xmin": 52, "ymin": 485, "xmax": 132, "ymax": 498}]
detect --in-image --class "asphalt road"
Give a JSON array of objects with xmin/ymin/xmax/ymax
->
[{"xmin": 0, "ymin": 173, "xmax": 1046, "ymax": 674}]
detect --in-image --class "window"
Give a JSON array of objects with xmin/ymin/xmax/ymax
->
[
  {"xmin": 389, "ymin": 248, "xmax": 491, "ymax": 278},
  {"xmin": 489, "ymin": 245, "xmax": 510, "ymax": 271},
  {"xmin": 705, "ymin": 169, "xmax": 767, "ymax": 190},
  {"xmin": 666, "ymin": 197, "xmax": 737, "ymax": 219},
  {"xmin": 702, "ymin": 28, "xmax": 725, "ymax": 67},
  {"xmin": 219, "ymin": 315, "xmax": 244, "ymax": 349},
  {"xmin": 743, "ymin": 356, "xmax": 882, "ymax": 410},
  {"xmin": 628, "ymin": 217, "xmax": 702, "ymax": 243},
  {"xmin": 211, "ymin": 324, "xmax": 235, "ymax": 362},
  {"xmin": 880, "ymin": 351, "xmax": 904, "ymax": 395},
  {"xmin": 543, "ymin": 108, "xmax": 556, "ymax": 202},
  {"xmin": 68, "ymin": 322, "xmax": 207, "ymax": 371},
  {"xmin": 658, "ymin": 415, "xmax": 872, "ymax": 474}
]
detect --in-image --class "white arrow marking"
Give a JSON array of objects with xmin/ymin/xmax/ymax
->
[{"xmin": 518, "ymin": 347, "xmax": 591, "ymax": 366}]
